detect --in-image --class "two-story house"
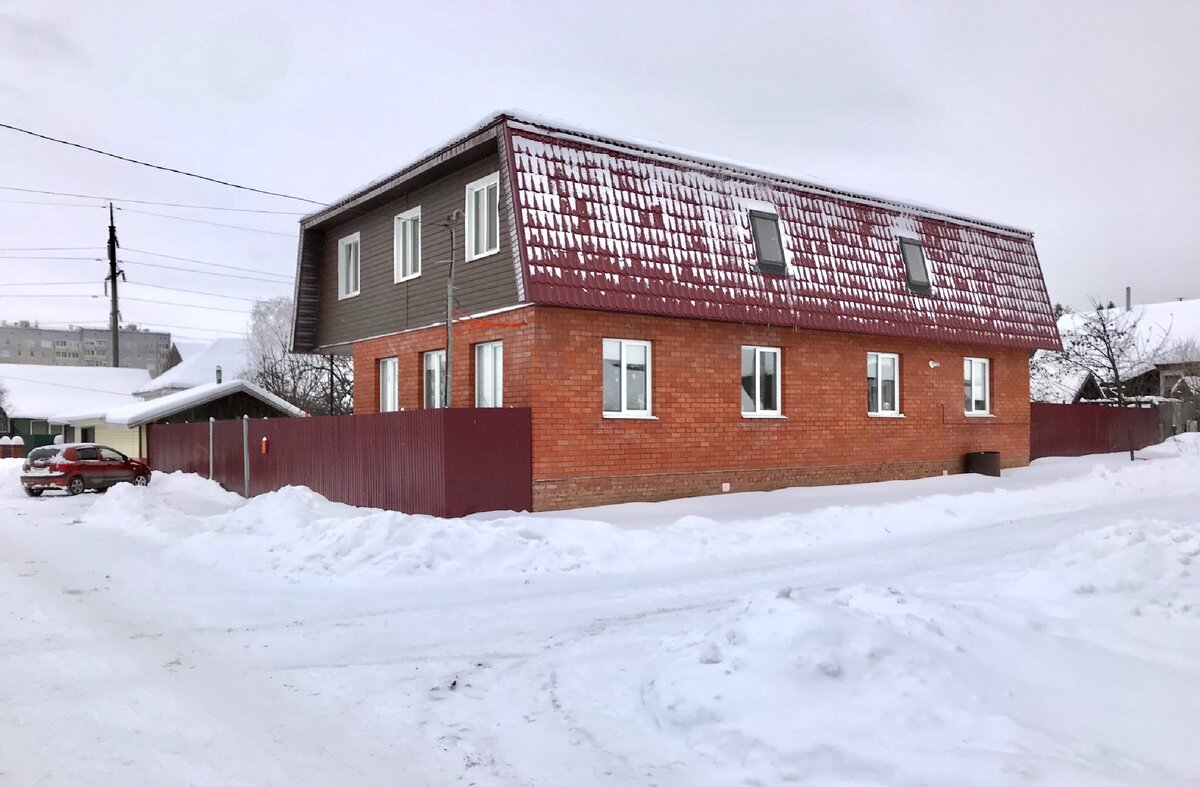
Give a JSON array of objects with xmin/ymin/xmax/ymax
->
[{"xmin": 291, "ymin": 112, "xmax": 1061, "ymax": 510}]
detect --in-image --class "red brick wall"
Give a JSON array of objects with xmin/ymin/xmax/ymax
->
[{"xmin": 353, "ymin": 306, "xmax": 1031, "ymax": 511}]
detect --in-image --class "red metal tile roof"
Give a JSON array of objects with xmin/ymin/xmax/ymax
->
[{"xmin": 504, "ymin": 118, "xmax": 1061, "ymax": 351}]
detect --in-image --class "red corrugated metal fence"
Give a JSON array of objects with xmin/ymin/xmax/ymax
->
[
  {"xmin": 1030, "ymin": 402, "xmax": 1161, "ymax": 460},
  {"xmin": 147, "ymin": 409, "xmax": 532, "ymax": 517}
]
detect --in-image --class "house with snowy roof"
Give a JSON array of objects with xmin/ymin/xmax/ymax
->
[
  {"xmin": 290, "ymin": 111, "xmax": 1061, "ymax": 509},
  {"xmin": 0, "ymin": 363, "xmax": 149, "ymax": 448}
]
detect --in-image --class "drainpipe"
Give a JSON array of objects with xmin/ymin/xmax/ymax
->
[
  {"xmin": 1126, "ymin": 286, "xmax": 1132, "ymax": 312},
  {"xmin": 439, "ymin": 210, "xmax": 464, "ymax": 408}
]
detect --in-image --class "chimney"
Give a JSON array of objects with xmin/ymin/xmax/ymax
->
[
  {"xmin": 216, "ymin": 365, "xmax": 223, "ymax": 384},
  {"xmin": 1125, "ymin": 286, "xmax": 1131, "ymax": 312}
]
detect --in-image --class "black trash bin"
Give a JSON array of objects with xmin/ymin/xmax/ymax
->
[{"xmin": 964, "ymin": 451, "xmax": 1001, "ymax": 477}]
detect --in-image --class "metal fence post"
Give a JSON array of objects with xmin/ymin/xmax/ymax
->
[
  {"xmin": 208, "ymin": 417, "xmax": 215, "ymax": 480},
  {"xmin": 242, "ymin": 414, "xmax": 250, "ymax": 498}
]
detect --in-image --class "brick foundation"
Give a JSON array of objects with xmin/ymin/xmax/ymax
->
[{"xmin": 353, "ymin": 305, "xmax": 1032, "ymax": 511}]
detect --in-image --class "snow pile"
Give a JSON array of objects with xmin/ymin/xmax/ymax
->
[
  {"xmin": 75, "ymin": 448, "xmax": 1200, "ymax": 579},
  {"xmin": 83, "ymin": 471, "xmax": 243, "ymax": 536},
  {"xmin": 1008, "ymin": 517, "xmax": 1200, "ymax": 620},
  {"xmin": 645, "ymin": 515, "xmax": 1200, "ymax": 786},
  {"xmin": 0, "ymin": 457, "xmax": 25, "ymax": 499},
  {"xmin": 1139, "ymin": 431, "xmax": 1200, "ymax": 459}
]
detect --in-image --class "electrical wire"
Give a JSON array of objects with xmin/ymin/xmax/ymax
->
[
  {"xmin": 0, "ymin": 280, "xmax": 264, "ymax": 303},
  {"xmin": 0, "ymin": 186, "xmax": 308, "ymax": 215},
  {"xmin": 120, "ymin": 260, "xmax": 294, "ymax": 284},
  {"xmin": 121, "ymin": 247, "xmax": 292, "ymax": 279},
  {"xmin": 0, "ymin": 372, "xmax": 146, "ymax": 396},
  {"xmin": 115, "ymin": 207, "xmax": 294, "ymax": 237},
  {"xmin": 0, "ymin": 122, "xmax": 325, "ymax": 205}
]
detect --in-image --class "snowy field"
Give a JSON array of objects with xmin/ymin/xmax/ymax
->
[{"xmin": 1, "ymin": 436, "xmax": 1199, "ymax": 786}]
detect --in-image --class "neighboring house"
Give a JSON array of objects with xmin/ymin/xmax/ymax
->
[
  {"xmin": 1033, "ymin": 299, "xmax": 1200, "ymax": 433},
  {"xmin": 54, "ymin": 380, "xmax": 303, "ymax": 460},
  {"xmin": 134, "ymin": 338, "xmax": 249, "ymax": 399},
  {"xmin": 291, "ymin": 111, "xmax": 1060, "ymax": 510},
  {"xmin": 0, "ymin": 363, "xmax": 150, "ymax": 447},
  {"xmin": 0, "ymin": 322, "xmax": 172, "ymax": 375}
]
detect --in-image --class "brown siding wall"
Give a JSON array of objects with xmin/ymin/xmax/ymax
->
[{"xmin": 313, "ymin": 151, "xmax": 521, "ymax": 349}]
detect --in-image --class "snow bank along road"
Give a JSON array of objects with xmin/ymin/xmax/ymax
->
[{"xmin": 1, "ymin": 436, "xmax": 1199, "ymax": 786}]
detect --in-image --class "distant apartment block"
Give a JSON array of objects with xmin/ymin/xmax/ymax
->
[{"xmin": 0, "ymin": 322, "xmax": 173, "ymax": 376}]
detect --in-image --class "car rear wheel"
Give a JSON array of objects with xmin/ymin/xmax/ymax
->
[
  {"xmin": 66, "ymin": 476, "xmax": 86, "ymax": 496},
  {"xmin": 133, "ymin": 474, "xmax": 150, "ymax": 487},
  {"xmin": 23, "ymin": 488, "xmax": 43, "ymax": 498}
]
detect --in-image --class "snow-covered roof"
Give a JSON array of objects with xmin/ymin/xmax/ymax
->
[
  {"xmin": 0, "ymin": 363, "xmax": 149, "ymax": 421},
  {"xmin": 171, "ymin": 340, "xmax": 208, "ymax": 361},
  {"xmin": 57, "ymin": 379, "xmax": 303, "ymax": 428},
  {"xmin": 137, "ymin": 338, "xmax": 249, "ymax": 396},
  {"xmin": 295, "ymin": 111, "xmax": 1061, "ymax": 353}
]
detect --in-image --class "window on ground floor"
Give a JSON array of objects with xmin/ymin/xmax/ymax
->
[
  {"xmin": 741, "ymin": 345, "xmax": 781, "ymax": 416},
  {"xmin": 423, "ymin": 350, "xmax": 446, "ymax": 409},
  {"xmin": 867, "ymin": 351, "xmax": 900, "ymax": 415},
  {"xmin": 602, "ymin": 338, "xmax": 651, "ymax": 417},
  {"xmin": 379, "ymin": 357, "xmax": 398, "ymax": 412},
  {"xmin": 964, "ymin": 357, "xmax": 990, "ymax": 414},
  {"xmin": 475, "ymin": 341, "xmax": 503, "ymax": 407}
]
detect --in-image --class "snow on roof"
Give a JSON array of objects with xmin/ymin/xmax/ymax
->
[
  {"xmin": 0, "ymin": 364, "xmax": 149, "ymax": 421},
  {"xmin": 509, "ymin": 124, "xmax": 1060, "ymax": 351},
  {"xmin": 137, "ymin": 338, "xmax": 249, "ymax": 396},
  {"xmin": 171, "ymin": 340, "xmax": 208, "ymax": 361},
  {"xmin": 57, "ymin": 379, "xmax": 303, "ymax": 428}
]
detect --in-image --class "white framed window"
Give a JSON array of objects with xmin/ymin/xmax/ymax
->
[
  {"xmin": 379, "ymin": 357, "xmax": 398, "ymax": 412},
  {"xmin": 394, "ymin": 206, "xmax": 421, "ymax": 282},
  {"xmin": 741, "ymin": 345, "xmax": 781, "ymax": 416},
  {"xmin": 337, "ymin": 232, "xmax": 361, "ymax": 299},
  {"xmin": 423, "ymin": 349, "xmax": 446, "ymax": 409},
  {"xmin": 602, "ymin": 338, "xmax": 651, "ymax": 417},
  {"xmin": 748, "ymin": 211, "xmax": 786, "ymax": 274},
  {"xmin": 964, "ymin": 357, "xmax": 991, "ymax": 415},
  {"xmin": 867, "ymin": 352, "xmax": 900, "ymax": 415},
  {"xmin": 465, "ymin": 171, "xmax": 500, "ymax": 261},
  {"xmin": 475, "ymin": 341, "xmax": 503, "ymax": 408}
]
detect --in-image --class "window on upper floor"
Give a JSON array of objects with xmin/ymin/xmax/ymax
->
[
  {"xmin": 602, "ymin": 338, "xmax": 651, "ymax": 417},
  {"xmin": 867, "ymin": 351, "xmax": 900, "ymax": 416},
  {"xmin": 741, "ymin": 345, "xmax": 781, "ymax": 417},
  {"xmin": 379, "ymin": 357, "xmax": 398, "ymax": 412},
  {"xmin": 423, "ymin": 349, "xmax": 446, "ymax": 409},
  {"xmin": 475, "ymin": 341, "xmax": 503, "ymax": 408},
  {"xmin": 338, "ymin": 233, "xmax": 361, "ymax": 299},
  {"xmin": 394, "ymin": 207, "xmax": 421, "ymax": 282},
  {"xmin": 749, "ymin": 210, "xmax": 786, "ymax": 274},
  {"xmin": 466, "ymin": 172, "xmax": 500, "ymax": 261},
  {"xmin": 899, "ymin": 238, "xmax": 931, "ymax": 294},
  {"xmin": 964, "ymin": 357, "xmax": 991, "ymax": 415}
]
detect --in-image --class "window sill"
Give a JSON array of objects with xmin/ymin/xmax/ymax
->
[
  {"xmin": 867, "ymin": 412, "xmax": 905, "ymax": 419},
  {"xmin": 965, "ymin": 413, "xmax": 994, "ymax": 418},
  {"xmin": 742, "ymin": 413, "xmax": 787, "ymax": 420},
  {"xmin": 337, "ymin": 290, "xmax": 360, "ymax": 301},
  {"xmin": 466, "ymin": 248, "xmax": 500, "ymax": 263},
  {"xmin": 394, "ymin": 273, "xmax": 421, "ymax": 284},
  {"xmin": 602, "ymin": 413, "xmax": 658, "ymax": 420}
]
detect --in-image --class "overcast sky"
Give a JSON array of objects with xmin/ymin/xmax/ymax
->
[{"xmin": 1, "ymin": 0, "xmax": 1197, "ymax": 342}]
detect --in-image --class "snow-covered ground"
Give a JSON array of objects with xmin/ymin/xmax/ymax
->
[{"xmin": 1, "ymin": 436, "xmax": 1198, "ymax": 785}]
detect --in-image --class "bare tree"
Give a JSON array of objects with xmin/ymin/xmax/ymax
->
[
  {"xmin": 246, "ymin": 296, "xmax": 353, "ymax": 415},
  {"xmin": 0, "ymin": 380, "xmax": 9, "ymax": 433},
  {"xmin": 1036, "ymin": 299, "xmax": 1170, "ymax": 407}
]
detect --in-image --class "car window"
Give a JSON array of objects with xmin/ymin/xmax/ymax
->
[
  {"xmin": 28, "ymin": 447, "xmax": 64, "ymax": 461},
  {"xmin": 75, "ymin": 446, "xmax": 100, "ymax": 461},
  {"xmin": 99, "ymin": 448, "xmax": 125, "ymax": 462}
]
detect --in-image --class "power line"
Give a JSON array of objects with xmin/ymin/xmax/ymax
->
[
  {"xmin": 0, "ymin": 198, "xmax": 104, "ymax": 208},
  {"xmin": 1, "ymin": 281, "xmax": 100, "ymax": 287},
  {"xmin": 122, "ymin": 247, "xmax": 292, "ymax": 279},
  {"xmin": 122, "ymin": 296, "xmax": 249, "ymax": 314},
  {"xmin": 0, "ymin": 280, "xmax": 260, "ymax": 302},
  {"xmin": 32, "ymin": 319, "xmax": 245, "ymax": 336},
  {"xmin": 0, "ymin": 186, "xmax": 308, "ymax": 215},
  {"xmin": 116, "ymin": 206, "xmax": 295, "ymax": 236},
  {"xmin": 121, "ymin": 259, "xmax": 293, "ymax": 284},
  {"xmin": 0, "ymin": 372, "xmax": 145, "ymax": 396},
  {"xmin": 0, "ymin": 122, "xmax": 325, "ymax": 205},
  {"xmin": 0, "ymin": 246, "xmax": 98, "ymax": 251}
]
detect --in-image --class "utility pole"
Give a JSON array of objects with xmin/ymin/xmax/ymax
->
[{"xmin": 105, "ymin": 203, "xmax": 122, "ymax": 367}]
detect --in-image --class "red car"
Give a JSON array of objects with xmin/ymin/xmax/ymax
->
[{"xmin": 20, "ymin": 443, "xmax": 151, "ymax": 497}]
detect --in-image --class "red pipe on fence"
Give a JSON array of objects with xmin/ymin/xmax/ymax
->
[
  {"xmin": 1030, "ymin": 402, "xmax": 1161, "ymax": 460},
  {"xmin": 148, "ymin": 408, "xmax": 533, "ymax": 517}
]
